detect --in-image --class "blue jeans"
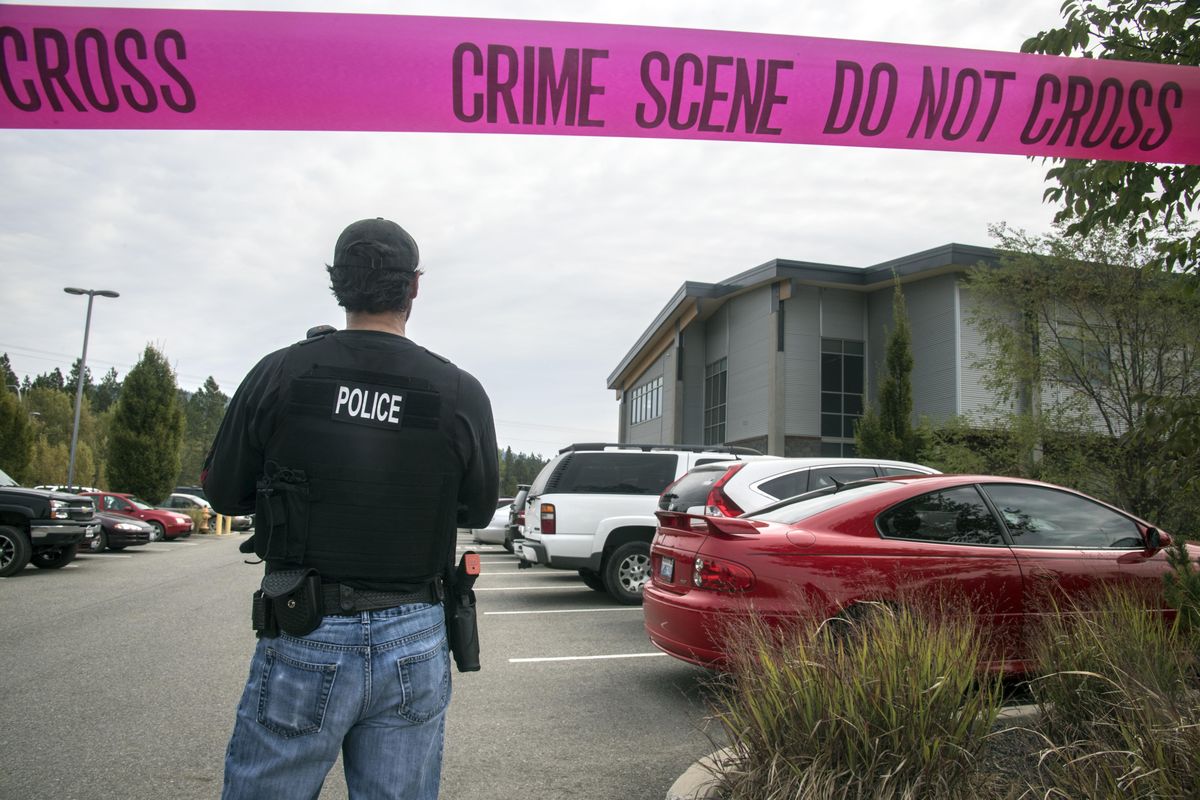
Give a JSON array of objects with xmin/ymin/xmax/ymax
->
[{"xmin": 222, "ymin": 602, "xmax": 451, "ymax": 800}]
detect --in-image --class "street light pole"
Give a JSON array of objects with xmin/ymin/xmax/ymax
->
[{"xmin": 64, "ymin": 287, "xmax": 119, "ymax": 488}]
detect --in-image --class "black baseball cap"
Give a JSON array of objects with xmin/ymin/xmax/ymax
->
[{"xmin": 332, "ymin": 217, "xmax": 420, "ymax": 272}]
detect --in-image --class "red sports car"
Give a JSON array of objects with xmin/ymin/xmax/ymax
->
[
  {"xmin": 644, "ymin": 474, "xmax": 1195, "ymax": 674},
  {"xmin": 81, "ymin": 492, "xmax": 194, "ymax": 541}
]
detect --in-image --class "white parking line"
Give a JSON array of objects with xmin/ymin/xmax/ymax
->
[
  {"xmin": 485, "ymin": 607, "xmax": 643, "ymax": 616},
  {"xmin": 80, "ymin": 553, "xmax": 133, "ymax": 558},
  {"xmin": 478, "ymin": 571, "xmax": 565, "ymax": 576},
  {"xmin": 140, "ymin": 547, "xmax": 174, "ymax": 552},
  {"xmin": 473, "ymin": 586, "xmax": 592, "ymax": 592},
  {"xmin": 509, "ymin": 653, "xmax": 666, "ymax": 663}
]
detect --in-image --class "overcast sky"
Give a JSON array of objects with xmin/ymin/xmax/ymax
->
[{"xmin": 0, "ymin": 0, "xmax": 1067, "ymax": 457}]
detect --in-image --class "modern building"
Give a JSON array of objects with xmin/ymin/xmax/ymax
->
[{"xmin": 606, "ymin": 243, "xmax": 1006, "ymax": 456}]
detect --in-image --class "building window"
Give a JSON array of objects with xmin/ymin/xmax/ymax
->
[
  {"xmin": 629, "ymin": 376, "xmax": 663, "ymax": 425},
  {"xmin": 704, "ymin": 358, "xmax": 727, "ymax": 445},
  {"xmin": 820, "ymin": 338, "xmax": 864, "ymax": 454}
]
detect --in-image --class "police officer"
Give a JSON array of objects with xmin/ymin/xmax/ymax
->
[{"xmin": 203, "ymin": 217, "xmax": 499, "ymax": 800}]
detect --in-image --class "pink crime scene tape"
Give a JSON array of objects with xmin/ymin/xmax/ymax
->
[{"xmin": 1, "ymin": 5, "xmax": 1197, "ymax": 164}]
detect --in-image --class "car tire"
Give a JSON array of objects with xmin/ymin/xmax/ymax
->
[
  {"xmin": 503, "ymin": 532, "xmax": 515, "ymax": 554},
  {"xmin": 602, "ymin": 542, "xmax": 651, "ymax": 605},
  {"xmin": 89, "ymin": 530, "xmax": 108, "ymax": 553},
  {"xmin": 31, "ymin": 544, "xmax": 78, "ymax": 569},
  {"xmin": 0, "ymin": 525, "xmax": 33, "ymax": 577},
  {"xmin": 578, "ymin": 569, "xmax": 606, "ymax": 592},
  {"xmin": 149, "ymin": 521, "xmax": 166, "ymax": 542}
]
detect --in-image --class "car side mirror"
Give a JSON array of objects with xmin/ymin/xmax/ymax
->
[{"xmin": 1146, "ymin": 527, "xmax": 1171, "ymax": 552}]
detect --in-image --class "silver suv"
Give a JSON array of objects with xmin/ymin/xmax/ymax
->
[{"xmin": 516, "ymin": 443, "xmax": 759, "ymax": 603}]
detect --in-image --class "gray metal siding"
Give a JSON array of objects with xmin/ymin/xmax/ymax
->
[
  {"xmin": 625, "ymin": 354, "xmax": 667, "ymax": 445},
  {"xmin": 680, "ymin": 324, "xmax": 706, "ymax": 443},
  {"xmin": 958, "ymin": 283, "xmax": 1008, "ymax": 424},
  {"xmin": 903, "ymin": 275, "xmax": 958, "ymax": 423},
  {"xmin": 819, "ymin": 289, "xmax": 865, "ymax": 341},
  {"xmin": 783, "ymin": 285, "xmax": 820, "ymax": 436},
  {"xmin": 866, "ymin": 287, "xmax": 892, "ymax": 406},
  {"xmin": 727, "ymin": 289, "xmax": 771, "ymax": 442}
]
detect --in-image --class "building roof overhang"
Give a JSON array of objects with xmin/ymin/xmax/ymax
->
[{"xmin": 606, "ymin": 243, "xmax": 1001, "ymax": 390}]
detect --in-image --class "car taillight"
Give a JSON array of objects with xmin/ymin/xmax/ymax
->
[
  {"xmin": 516, "ymin": 511, "xmax": 525, "ymax": 525},
  {"xmin": 540, "ymin": 503, "xmax": 556, "ymax": 535},
  {"xmin": 692, "ymin": 556, "xmax": 754, "ymax": 593},
  {"xmin": 705, "ymin": 463, "xmax": 746, "ymax": 517}
]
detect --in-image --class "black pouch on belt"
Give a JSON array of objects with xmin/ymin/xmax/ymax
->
[{"xmin": 261, "ymin": 568, "xmax": 323, "ymax": 636}]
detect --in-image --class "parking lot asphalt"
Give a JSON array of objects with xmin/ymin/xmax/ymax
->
[{"xmin": 0, "ymin": 530, "xmax": 720, "ymax": 800}]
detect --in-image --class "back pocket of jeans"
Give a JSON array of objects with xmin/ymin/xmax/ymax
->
[
  {"xmin": 395, "ymin": 640, "xmax": 450, "ymax": 724},
  {"xmin": 257, "ymin": 649, "xmax": 338, "ymax": 738}
]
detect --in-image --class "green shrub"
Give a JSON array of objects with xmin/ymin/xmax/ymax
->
[{"xmin": 710, "ymin": 600, "xmax": 1003, "ymax": 800}]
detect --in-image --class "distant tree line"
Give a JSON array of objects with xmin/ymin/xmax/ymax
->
[
  {"xmin": 0, "ymin": 346, "xmax": 226, "ymax": 503},
  {"xmin": 1, "ymin": 348, "xmax": 548, "ymax": 506},
  {"xmin": 498, "ymin": 447, "xmax": 548, "ymax": 496}
]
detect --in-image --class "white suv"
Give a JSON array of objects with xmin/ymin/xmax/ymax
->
[
  {"xmin": 658, "ymin": 457, "xmax": 940, "ymax": 517},
  {"xmin": 516, "ymin": 443, "xmax": 761, "ymax": 604}
]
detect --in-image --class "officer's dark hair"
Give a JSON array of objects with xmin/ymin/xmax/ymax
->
[{"xmin": 325, "ymin": 255, "xmax": 421, "ymax": 314}]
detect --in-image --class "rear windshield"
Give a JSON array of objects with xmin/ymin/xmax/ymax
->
[
  {"xmin": 549, "ymin": 452, "xmax": 677, "ymax": 495},
  {"xmin": 751, "ymin": 482, "xmax": 897, "ymax": 525},
  {"xmin": 659, "ymin": 467, "xmax": 730, "ymax": 511}
]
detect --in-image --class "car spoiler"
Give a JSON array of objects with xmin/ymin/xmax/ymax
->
[{"xmin": 655, "ymin": 510, "xmax": 766, "ymax": 536}]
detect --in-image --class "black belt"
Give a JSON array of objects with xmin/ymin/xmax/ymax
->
[{"xmin": 322, "ymin": 582, "xmax": 440, "ymax": 615}]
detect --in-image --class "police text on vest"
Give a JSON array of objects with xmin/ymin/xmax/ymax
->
[{"xmin": 332, "ymin": 382, "xmax": 407, "ymax": 429}]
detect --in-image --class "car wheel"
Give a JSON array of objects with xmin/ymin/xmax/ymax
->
[
  {"xmin": 503, "ymin": 533, "xmax": 515, "ymax": 554},
  {"xmin": 602, "ymin": 542, "xmax": 651, "ymax": 605},
  {"xmin": 31, "ymin": 544, "xmax": 78, "ymax": 569},
  {"xmin": 0, "ymin": 525, "xmax": 33, "ymax": 577},
  {"xmin": 578, "ymin": 569, "xmax": 606, "ymax": 592},
  {"xmin": 89, "ymin": 530, "xmax": 108, "ymax": 553},
  {"xmin": 149, "ymin": 521, "xmax": 166, "ymax": 542}
]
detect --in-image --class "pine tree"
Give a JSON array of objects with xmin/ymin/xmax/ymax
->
[
  {"xmin": 0, "ymin": 353, "xmax": 17, "ymax": 392},
  {"xmin": 178, "ymin": 377, "xmax": 228, "ymax": 484},
  {"xmin": 856, "ymin": 278, "xmax": 919, "ymax": 461},
  {"xmin": 93, "ymin": 367, "xmax": 121, "ymax": 412},
  {"xmin": 0, "ymin": 382, "xmax": 34, "ymax": 482},
  {"xmin": 106, "ymin": 346, "xmax": 185, "ymax": 502}
]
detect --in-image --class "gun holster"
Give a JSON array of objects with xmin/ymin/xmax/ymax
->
[
  {"xmin": 252, "ymin": 568, "xmax": 323, "ymax": 638},
  {"xmin": 446, "ymin": 587, "xmax": 481, "ymax": 673}
]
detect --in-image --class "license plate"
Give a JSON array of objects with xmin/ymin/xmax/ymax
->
[{"xmin": 658, "ymin": 556, "xmax": 674, "ymax": 583}]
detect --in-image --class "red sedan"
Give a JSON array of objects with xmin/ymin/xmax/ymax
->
[
  {"xmin": 644, "ymin": 474, "xmax": 1194, "ymax": 674},
  {"xmin": 81, "ymin": 492, "xmax": 194, "ymax": 541}
]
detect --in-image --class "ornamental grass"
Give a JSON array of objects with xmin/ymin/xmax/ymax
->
[{"xmin": 708, "ymin": 598, "xmax": 1004, "ymax": 800}]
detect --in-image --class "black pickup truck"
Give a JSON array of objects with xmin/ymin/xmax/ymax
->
[{"xmin": 0, "ymin": 470, "xmax": 99, "ymax": 577}]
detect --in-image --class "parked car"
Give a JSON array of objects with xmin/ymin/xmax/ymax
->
[
  {"xmin": 517, "ymin": 443, "xmax": 761, "ymax": 603},
  {"xmin": 0, "ymin": 469, "xmax": 98, "ymax": 575},
  {"xmin": 658, "ymin": 457, "xmax": 939, "ymax": 517},
  {"xmin": 160, "ymin": 493, "xmax": 252, "ymax": 531},
  {"xmin": 80, "ymin": 492, "xmax": 193, "ymax": 541},
  {"xmin": 175, "ymin": 486, "xmax": 254, "ymax": 530},
  {"xmin": 470, "ymin": 498, "xmax": 515, "ymax": 547},
  {"xmin": 86, "ymin": 511, "xmax": 153, "ymax": 552},
  {"xmin": 644, "ymin": 473, "xmax": 1196, "ymax": 674},
  {"xmin": 503, "ymin": 484, "xmax": 531, "ymax": 553}
]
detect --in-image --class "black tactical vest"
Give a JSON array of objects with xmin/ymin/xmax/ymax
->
[{"xmin": 254, "ymin": 333, "xmax": 461, "ymax": 591}]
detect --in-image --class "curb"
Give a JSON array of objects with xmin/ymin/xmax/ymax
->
[
  {"xmin": 666, "ymin": 747, "xmax": 734, "ymax": 800},
  {"xmin": 665, "ymin": 704, "xmax": 1041, "ymax": 800}
]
